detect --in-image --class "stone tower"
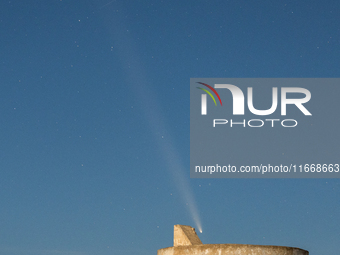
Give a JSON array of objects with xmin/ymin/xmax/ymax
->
[{"xmin": 157, "ymin": 224, "xmax": 309, "ymax": 255}]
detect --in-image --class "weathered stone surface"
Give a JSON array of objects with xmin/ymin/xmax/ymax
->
[
  {"xmin": 173, "ymin": 225, "xmax": 202, "ymax": 247},
  {"xmin": 158, "ymin": 225, "xmax": 309, "ymax": 255},
  {"xmin": 158, "ymin": 244, "xmax": 309, "ymax": 255}
]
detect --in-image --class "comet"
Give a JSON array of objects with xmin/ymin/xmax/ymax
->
[{"xmin": 105, "ymin": 9, "xmax": 203, "ymax": 233}]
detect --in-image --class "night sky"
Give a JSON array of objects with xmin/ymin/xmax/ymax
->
[{"xmin": 0, "ymin": 1, "xmax": 339, "ymax": 255}]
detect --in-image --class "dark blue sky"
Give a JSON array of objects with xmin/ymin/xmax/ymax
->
[{"xmin": 0, "ymin": 1, "xmax": 339, "ymax": 255}]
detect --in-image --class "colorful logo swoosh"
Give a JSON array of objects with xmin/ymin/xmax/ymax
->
[{"xmin": 196, "ymin": 82, "xmax": 222, "ymax": 106}]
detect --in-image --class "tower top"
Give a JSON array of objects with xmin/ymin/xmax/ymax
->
[{"xmin": 158, "ymin": 225, "xmax": 309, "ymax": 255}]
